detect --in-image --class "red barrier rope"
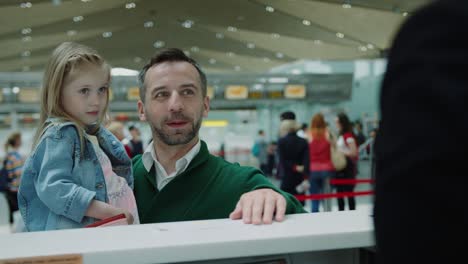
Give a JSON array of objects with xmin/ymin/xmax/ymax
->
[
  {"xmin": 295, "ymin": 190, "xmax": 374, "ymax": 201},
  {"xmin": 329, "ymin": 179, "xmax": 373, "ymax": 185}
]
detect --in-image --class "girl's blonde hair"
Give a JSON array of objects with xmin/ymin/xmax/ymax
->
[{"xmin": 32, "ymin": 42, "xmax": 111, "ymax": 150}]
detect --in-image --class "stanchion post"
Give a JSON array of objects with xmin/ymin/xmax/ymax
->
[{"xmin": 323, "ymin": 177, "xmax": 332, "ymax": 212}]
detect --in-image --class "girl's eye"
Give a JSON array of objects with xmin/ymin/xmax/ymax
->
[
  {"xmin": 98, "ymin": 86, "xmax": 108, "ymax": 94},
  {"xmin": 79, "ymin": 88, "xmax": 90, "ymax": 95}
]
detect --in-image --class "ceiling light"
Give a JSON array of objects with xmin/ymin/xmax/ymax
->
[
  {"xmin": 271, "ymin": 33, "xmax": 280, "ymax": 38},
  {"xmin": 144, "ymin": 21, "xmax": 154, "ymax": 28},
  {"xmin": 20, "ymin": 2, "xmax": 32, "ymax": 8},
  {"xmin": 102, "ymin": 32, "xmax": 112, "ymax": 38},
  {"xmin": 342, "ymin": 4, "xmax": 352, "ymax": 9},
  {"xmin": 268, "ymin": 77, "xmax": 288, "ymax": 83},
  {"xmin": 276, "ymin": 52, "xmax": 284, "ymax": 59},
  {"xmin": 291, "ymin": 69, "xmax": 302, "ymax": 75},
  {"xmin": 191, "ymin": 46, "xmax": 200, "ymax": 52},
  {"xmin": 181, "ymin": 20, "xmax": 194, "ymax": 28},
  {"xmin": 125, "ymin": 2, "xmax": 136, "ymax": 9},
  {"xmin": 359, "ymin": 46, "xmax": 368, "ymax": 52},
  {"xmin": 402, "ymin": 12, "xmax": 408, "ymax": 17},
  {"xmin": 12, "ymin": 87, "xmax": 20, "ymax": 94},
  {"xmin": 336, "ymin": 32, "xmax": 345, "ymax": 38},
  {"xmin": 209, "ymin": 59, "xmax": 216, "ymax": 64},
  {"xmin": 234, "ymin": 66, "xmax": 241, "ymax": 71},
  {"xmin": 314, "ymin": 40, "xmax": 322, "ymax": 44},
  {"xmin": 216, "ymin": 33, "xmax": 224, "ymax": 39},
  {"xmin": 67, "ymin": 30, "xmax": 77, "ymax": 36},
  {"xmin": 265, "ymin": 6, "xmax": 274, "ymax": 12},
  {"xmin": 22, "ymin": 36, "xmax": 32, "ymax": 42},
  {"xmin": 73, "ymin": 16, "xmax": 84, "ymax": 22},
  {"xmin": 227, "ymin": 26, "xmax": 237, "ymax": 32},
  {"xmin": 21, "ymin": 51, "xmax": 31, "ymax": 57},
  {"xmin": 302, "ymin": 20, "xmax": 311, "ymax": 26},
  {"xmin": 247, "ymin": 43, "xmax": 255, "ymax": 49},
  {"xmin": 81, "ymin": 0, "xmax": 92, "ymax": 2},
  {"xmin": 367, "ymin": 44, "xmax": 374, "ymax": 49},
  {"xmin": 153, "ymin": 41, "xmax": 165, "ymax": 48},
  {"xmin": 21, "ymin": 28, "xmax": 32, "ymax": 34}
]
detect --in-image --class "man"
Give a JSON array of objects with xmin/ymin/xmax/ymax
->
[
  {"xmin": 277, "ymin": 119, "xmax": 309, "ymax": 206},
  {"xmin": 128, "ymin": 125, "xmax": 143, "ymax": 157},
  {"xmin": 374, "ymin": 0, "xmax": 467, "ymax": 263},
  {"xmin": 133, "ymin": 48, "xmax": 305, "ymax": 225}
]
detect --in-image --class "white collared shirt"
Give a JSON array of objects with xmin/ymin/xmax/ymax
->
[{"xmin": 142, "ymin": 140, "xmax": 201, "ymax": 190}]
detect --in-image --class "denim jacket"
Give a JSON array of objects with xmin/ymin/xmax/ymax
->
[{"xmin": 18, "ymin": 118, "xmax": 133, "ymax": 231}]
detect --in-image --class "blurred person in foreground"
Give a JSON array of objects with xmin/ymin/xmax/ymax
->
[
  {"xmin": 374, "ymin": 0, "xmax": 467, "ymax": 263},
  {"xmin": 133, "ymin": 48, "xmax": 305, "ymax": 224}
]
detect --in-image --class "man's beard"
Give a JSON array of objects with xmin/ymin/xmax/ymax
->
[{"xmin": 151, "ymin": 112, "xmax": 202, "ymax": 146}]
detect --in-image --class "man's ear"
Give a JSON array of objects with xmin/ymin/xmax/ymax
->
[
  {"xmin": 202, "ymin": 96, "xmax": 210, "ymax": 118},
  {"xmin": 137, "ymin": 100, "xmax": 146, "ymax": 121}
]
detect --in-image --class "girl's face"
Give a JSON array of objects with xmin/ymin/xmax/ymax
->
[
  {"xmin": 61, "ymin": 64, "xmax": 109, "ymax": 126},
  {"xmin": 335, "ymin": 117, "xmax": 342, "ymax": 131}
]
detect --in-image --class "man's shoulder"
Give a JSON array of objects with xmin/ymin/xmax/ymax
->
[
  {"xmin": 131, "ymin": 154, "xmax": 145, "ymax": 176},
  {"xmin": 206, "ymin": 154, "xmax": 260, "ymax": 177}
]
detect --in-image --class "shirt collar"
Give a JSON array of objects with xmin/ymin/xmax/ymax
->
[{"xmin": 142, "ymin": 140, "xmax": 201, "ymax": 174}]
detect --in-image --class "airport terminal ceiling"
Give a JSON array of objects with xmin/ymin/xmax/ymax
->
[{"xmin": 0, "ymin": 0, "xmax": 432, "ymax": 73}]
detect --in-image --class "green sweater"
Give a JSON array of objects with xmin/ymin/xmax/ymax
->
[{"xmin": 133, "ymin": 141, "xmax": 306, "ymax": 223}]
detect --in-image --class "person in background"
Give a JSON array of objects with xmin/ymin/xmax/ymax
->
[
  {"xmin": 4, "ymin": 132, "xmax": 24, "ymax": 225},
  {"xmin": 334, "ymin": 112, "xmax": 358, "ymax": 211},
  {"xmin": 107, "ymin": 121, "xmax": 132, "ymax": 157},
  {"xmin": 133, "ymin": 48, "xmax": 305, "ymax": 225},
  {"xmin": 374, "ymin": 0, "xmax": 467, "ymax": 263},
  {"xmin": 354, "ymin": 121, "xmax": 366, "ymax": 147},
  {"xmin": 252, "ymin": 130, "xmax": 268, "ymax": 174},
  {"xmin": 308, "ymin": 113, "xmax": 335, "ymax": 213},
  {"xmin": 277, "ymin": 119, "xmax": 309, "ymax": 206},
  {"xmin": 18, "ymin": 42, "xmax": 139, "ymax": 231},
  {"xmin": 128, "ymin": 125, "xmax": 143, "ymax": 158},
  {"xmin": 296, "ymin": 123, "xmax": 308, "ymax": 139}
]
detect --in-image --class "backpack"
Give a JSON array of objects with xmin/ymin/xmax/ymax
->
[{"xmin": 0, "ymin": 160, "xmax": 8, "ymax": 192}]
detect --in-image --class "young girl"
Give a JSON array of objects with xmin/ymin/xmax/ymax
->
[{"xmin": 18, "ymin": 42, "xmax": 139, "ymax": 231}]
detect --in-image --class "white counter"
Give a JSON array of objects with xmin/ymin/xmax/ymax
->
[{"xmin": 0, "ymin": 211, "xmax": 374, "ymax": 264}]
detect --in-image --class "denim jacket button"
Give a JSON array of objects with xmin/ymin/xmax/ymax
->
[{"xmin": 95, "ymin": 183, "xmax": 104, "ymax": 189}]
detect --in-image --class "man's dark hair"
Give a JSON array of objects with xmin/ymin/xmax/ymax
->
[
  {"xmin": 280, "ymin": 111, "xmax": 296, "ymax": 121},
  {"xmin": 138, "ymin": 48, "xmax": 207, "ymax": 102},
  {"xmin": 128, "ymin": 125, "xmax": 137, "ymax": 131}
]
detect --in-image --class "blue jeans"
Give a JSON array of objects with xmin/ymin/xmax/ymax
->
[{"xmin": 309, "ymin": 170, "xmax": 335, "ymax": 212}]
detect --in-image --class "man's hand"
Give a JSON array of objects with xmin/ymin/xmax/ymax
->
[{"xmin": 229, "ymin": 188, "xmax": 287, "ymax": 225}]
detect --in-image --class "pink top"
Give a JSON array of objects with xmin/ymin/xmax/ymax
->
[{"xmin": 309, "ymin": 137, "xmax": 335, "ymax": 172}]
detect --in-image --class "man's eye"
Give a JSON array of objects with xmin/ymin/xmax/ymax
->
[
  {"xmin": 182, "ymin": 89, "xmax": 195, "ymax": 96},
  {"xmin": 154, "ymin": 91, "xmax": 169, "ymax": 98}
]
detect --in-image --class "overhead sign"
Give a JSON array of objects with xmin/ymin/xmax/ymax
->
[
  {"xmin": 284, "ymin": 85, "xmax": 306, "ymax": 99},
  {"xmin": 225, "ymin": 85, "xmax": 248, "ymax": 100},
  {"xmin": 127, "ymin": 86, "xmax": 140, "ymax": 101},
  {"xmin": 18, "ymin": 87, "xmax": 40, "ymax": 103},
  {"xmin": 207, "ymin": 86, "xmax": 215, "ymax": 99}
]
